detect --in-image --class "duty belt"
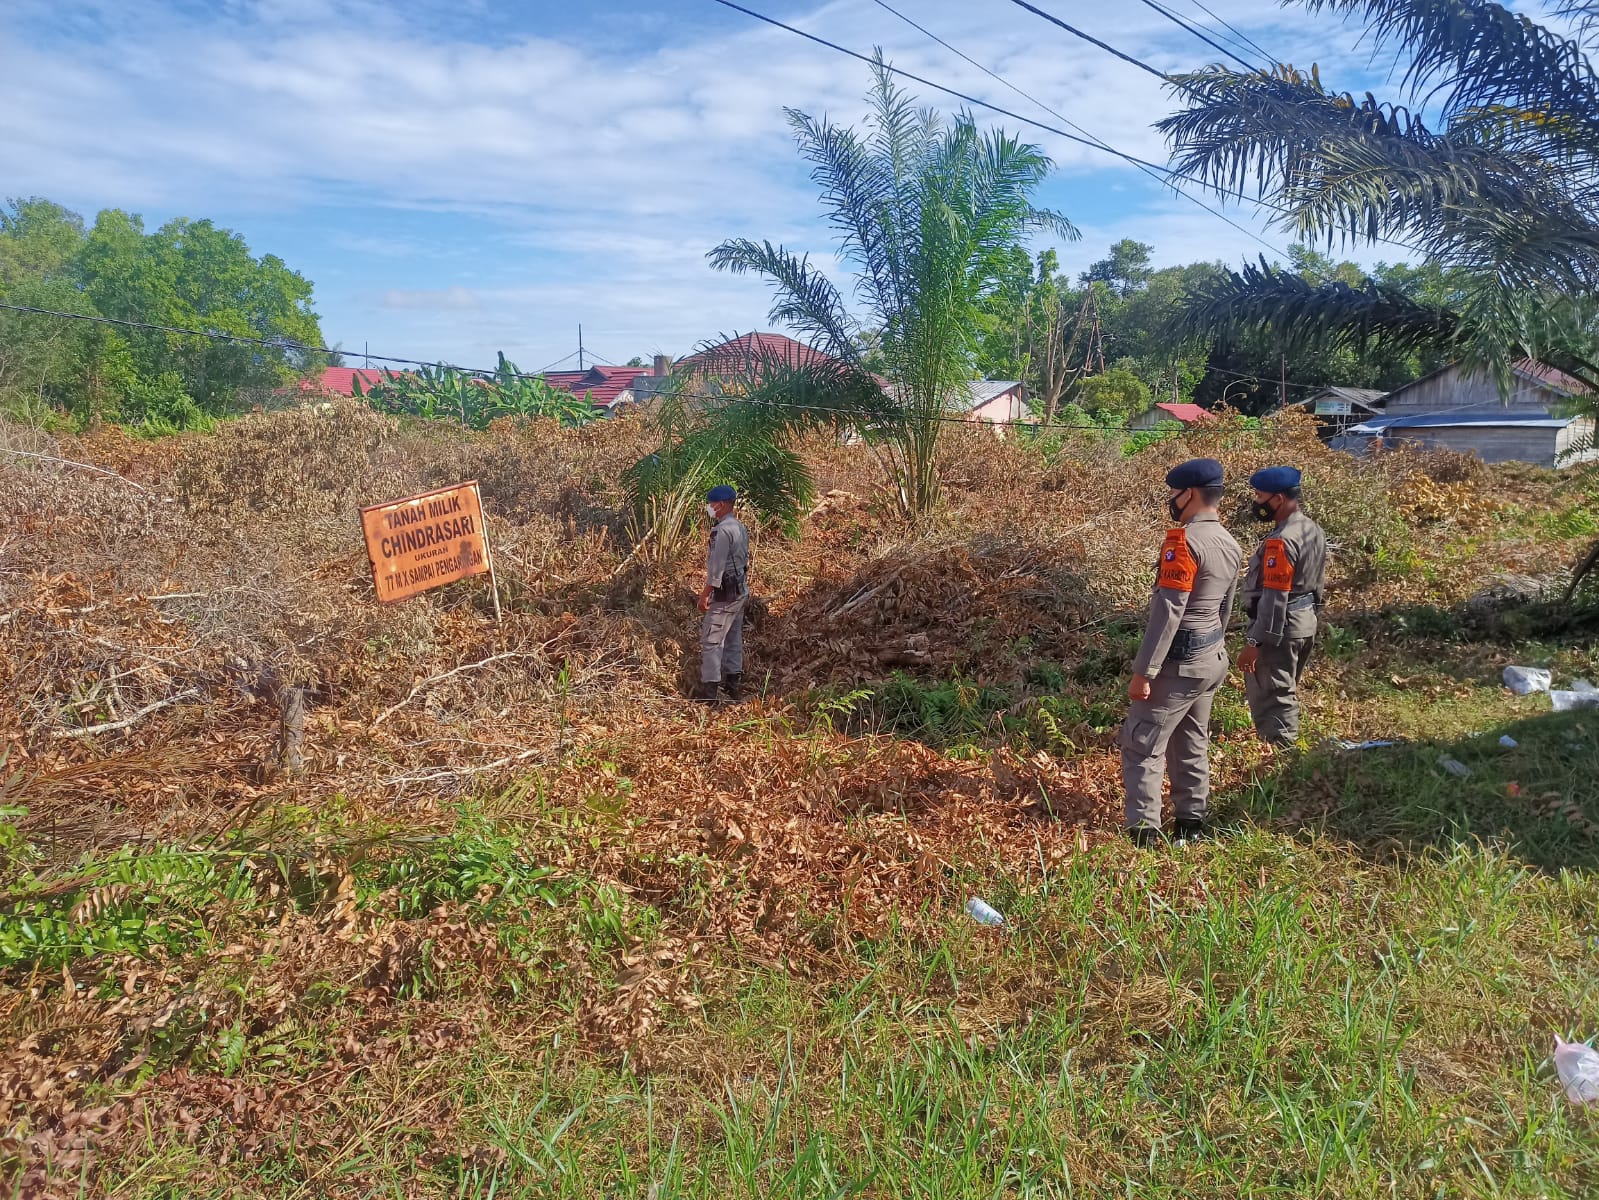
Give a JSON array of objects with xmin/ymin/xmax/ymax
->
[
  {"xmin": 1289, "ymin": 593, "xmax": 1318, "ymax": 611},
  {"xmin": 1165, "ymin": 626, "xmax": 1224, "ymax": 663}
]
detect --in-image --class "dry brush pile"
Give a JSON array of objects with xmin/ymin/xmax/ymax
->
[{"xmin": 0, "ymin": 403, "xmax": 1578, "ymax": 1194}]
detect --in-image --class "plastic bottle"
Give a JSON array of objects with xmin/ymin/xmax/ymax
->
[
  {"xmin": 1438, "ymin": 755, "xmax": 1472, "ymax": 778},
  {"xmin": 1554, "ymin": 1036, "xmax": 1599, "ymax": 1105},
  {"xmin": 964, "ymin": 897, "xmax": 1004, "ymax": 927}
]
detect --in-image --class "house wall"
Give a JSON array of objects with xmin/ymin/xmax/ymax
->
[
  {"xmin": 1557, "ymin": 417, "xmax": 1599, "ymax": 465},
  {"xmin": 1385, "ymin": 367, "xmax": 1557, "ymax": 416},
  {"xmin": 968, "ymin": 389, "xmax": 1023, "ymax": 429},
  {"xmin": 1386, "ymin": 425, "xmax": 1562, "ymax": 467},
  {"xmin": 1129, "ymin": 407, "xmax": 1180, "ymax": 431}
]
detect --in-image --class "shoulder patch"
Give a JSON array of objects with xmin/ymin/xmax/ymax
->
[
  {"xmin": 1157, "ymin": 528, "xmax": 1197, "ymax": 593},
  {"xmin": 1262, "ymin": 537, "xmax": 1294, "ymax": 592}
]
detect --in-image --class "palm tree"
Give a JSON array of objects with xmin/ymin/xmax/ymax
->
[
  {"xmin": 706, "ymin": 56, "xmax": 1076, "ymax": 517},
  {"xmin": 1159, "ymin": 0, "xmax": 1599, "ymax": 594},
  {"xmin": 1158, "ymin": 0, "xmax": 1599, "ymax": 392}
]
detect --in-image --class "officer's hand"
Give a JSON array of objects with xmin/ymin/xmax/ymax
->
[
  {"xmin": 697, "ymin": 593, "xmax": 710, "ymax": 613},
  {"xmin": 1238, "ymin": 645, "xmax": 1259, "ymax": 675},
  {"xmin": 1128, "ymin": 673, "xmax": 1152, "ymax": 701}
]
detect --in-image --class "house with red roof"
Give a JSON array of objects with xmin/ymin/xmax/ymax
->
[
  {"xmin": 542, "ymin": 364, "xmax": 649, "ymax": 413},
  {"xmin": 299, "ymin": 366, "xmax": 392, "ymax": 396},
  {"xmin": 1128, "ymin": 401, "xmax": 1215, "ymax": 430}
]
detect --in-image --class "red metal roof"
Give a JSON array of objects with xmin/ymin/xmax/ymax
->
[
  {"xmin": 676, "ymin": 332, "xmax": 844, "ymax": 377},
  {"xmin": 1156, "ymin": 402, "xmax": 1213, "ymax": 424},
  {"xmin": 544, "ymin": 364, "xmax": 648, "ymax": 408},
  {"xmin": 307, "ymin": 367, "xmax": 390, "ymax": 395}
]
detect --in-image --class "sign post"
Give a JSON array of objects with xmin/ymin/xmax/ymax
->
[
  {"xmin": 1314, "ymin": 398, "xmax": 1353, "ymax": 417},
  {"xmin": 360, "ymin": 481, "xmax": 498, "ymax": 616}
]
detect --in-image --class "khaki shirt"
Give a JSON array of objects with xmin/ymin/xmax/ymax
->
[
  {"xmin": 1130, "ymin": 512, "xmax": 1242, "ymax": 677},
  {"xmin": 1243, "ymin": 510, "xmax": 1328, "ymax": 645}
]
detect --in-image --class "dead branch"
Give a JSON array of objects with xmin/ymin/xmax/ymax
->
[
  {"xmin": 1, "ymin": 447, "xmax": 150, "ymax": 492},
  {"xmin": 371, "ymin": 651, "xmax": 538, "ymax": 728},
  {"xmin": 51, "ymin": 689, "xmax": 201, "ymax": 739}
]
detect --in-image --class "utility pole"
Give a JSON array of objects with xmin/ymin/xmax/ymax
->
[
  {"xmin": 578, "ymin": 325, "xmax": 586, "ymax": 370},
  {"xmin": 1280, "ymin": 354, "xmax": 1287, "ymax": 409}
]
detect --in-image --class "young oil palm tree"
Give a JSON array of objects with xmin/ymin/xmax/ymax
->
[
  {"xmin": 1159, "ymin": 0, "xmax": 1599, "ymax": 393},
  {"xmin": 705, "ymin": 56, "xmax": 1076, "ymax": 517}
]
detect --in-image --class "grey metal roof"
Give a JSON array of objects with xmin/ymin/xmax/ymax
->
[{"xmin": 1349, "ymin": 411, "xmax": 1580, "ymax": 434}]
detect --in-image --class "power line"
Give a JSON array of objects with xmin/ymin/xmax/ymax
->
[
  {"xmin": 0, "ymin": 300, "xmax": 1225, "ymax": 439},
  {"xmin": 712, "ymin": 0, "xmax": 1425, "ymax": 261},
  {"xmin": 1002, "ymin": 1, "xmax": 1168, "ymax": 79},
  {"xmin": 1174, "ymin": 0, "xmax": 1275, "ymax": 64},
  {"xmin": 867, "ymin": 0, "xmax": 1288, "ymax": 258},
  {"xmin": 1135, "ymin": 0, "xmax": 1260, "ymax": 72}
]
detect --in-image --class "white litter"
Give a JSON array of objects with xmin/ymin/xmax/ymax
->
[
  {"xmin": 1550, "ymin": 690, "xmax": 1599, "ymax": 713},
  {"xmin": 1503, "ymin": 666, "xmax": 1553, "ymax": 695},
  {"xmin": 1498, "ymin": 735, "xmax": 1519, "ymax": 749},
  {"xmin": 1438, "ymin": 756, "xmax": 1472, "ymax": 778},
  {"xmin": 964, "ymin": 897, "xmax": 1004, "ymax": 927},
  {"xmin": 1554, "ymin": 1036, "xmax": 1599, "ymax": 1105}
]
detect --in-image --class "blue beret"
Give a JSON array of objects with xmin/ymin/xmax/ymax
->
[
  {"xmin": 1165, "ymin": 458, "xmax": 1224, "ymax": 490},
  {"xmin": 706, "ymin": 484, "xmax": 737, "ymax": 502},
  {"xmin": 1249, "ymin": 466, "xmax": 1302, "ymax": 493}
]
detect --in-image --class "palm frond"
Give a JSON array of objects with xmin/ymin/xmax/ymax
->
[
  {"xmin": 705, "ymin": 239, "xmax": 859, "ymax": 360},
  {"xmin": 1305, "ymin": 0, "xmax": 1599, "ymax": 134}
]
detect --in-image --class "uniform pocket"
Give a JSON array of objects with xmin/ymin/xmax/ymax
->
[{"xmin": 1118, "ymin": 718, "xmax": 1164, "ymax": 757}]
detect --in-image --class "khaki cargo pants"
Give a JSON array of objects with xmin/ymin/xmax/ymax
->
[
  {"xmin": 1119, "ymin": 647, "xmax": 1229, "ymax": 830},
  {"xmin": 699, "ymin": 594, "xmax": 747, "ymax": 683},
  {"xmin": 1244, "ymin": 637, "xmax": 1314, "ymax": 746}
]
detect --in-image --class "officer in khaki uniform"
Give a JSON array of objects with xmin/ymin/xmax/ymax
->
[
  {"xmin": 1239, "ymin": 466, "xmax": 1328, "ymax": 746},
  {"xmin": 1120, "ymin": 458, "xmax": 1242, "ymax": 845},
  {"xmin": 696, "ymin": 484, "xmax": 750, "ymax": 703}
]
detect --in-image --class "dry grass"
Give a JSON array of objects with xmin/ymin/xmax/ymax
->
[{"xmin": 2, "ymin": 404, "xmax": 1597, "ymax": 1197}]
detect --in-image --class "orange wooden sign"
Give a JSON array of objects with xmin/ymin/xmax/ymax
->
[{"xmin": 360, "ymin": 481, "xmax": 491, "ymax": 604}]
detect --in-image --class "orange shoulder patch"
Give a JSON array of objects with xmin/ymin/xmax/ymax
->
[
  {"xmin": 1157, "ymin": 528, "xmax": 1197, "ymax": 593},
  {"xmin": 1262, "ymin": 537, "xmax": 1294, "ymax": 592}
]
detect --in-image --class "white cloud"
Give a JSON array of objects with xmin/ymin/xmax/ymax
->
[{"xmin": 0, "ymin": 0, "xmax": 1410, "ymax": 367}]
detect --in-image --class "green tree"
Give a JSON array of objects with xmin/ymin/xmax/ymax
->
[
  {"xmin": 704, "ymin": 57, "xmax": 1076, "ymax": 517},
  {"xmin": 1077, "ymin": 365, "xmax": 1153, "ymax": 422},
  {"xmin": 80, "ymin": 212, "xmax": 325, "ymax": 417},
  {"xmin": 1080, "ymin": 239, "xmax": 1154, "ymax": 296}
]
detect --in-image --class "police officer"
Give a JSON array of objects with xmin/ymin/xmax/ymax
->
[
  {"xmin": 1239, "ymin": 466, "xmax": 1328, "ymax": 746},
  {"xmin": 1120, "ymin": 458, "xmax": 1242, "ymax": 846},
  {"xmin": 696, "ymin": 484, "xmax": 750, "ymax": 703}
]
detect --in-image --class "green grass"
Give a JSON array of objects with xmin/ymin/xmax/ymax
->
[
  {"xmin": 15, "ymin": 646, "xmax": 1599, "ymax": 1199},
  {"xmin": 102, "ymin": 828, "xmax": 1599, "ymax": 1198}
]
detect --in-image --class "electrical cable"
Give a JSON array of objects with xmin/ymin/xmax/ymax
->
[
  {"xmin": 712, "ymin": 0, "xmax": 1427, "ymax": 259},
  {"xmin": 1175, "ymin": 0, "xmax": 1276, "ymax": 64},
  {"xmin": 0, "ymin": 301, "xmax": 1225, "ymax": 439},
  {"xmin": 1135, "ymin": 0, "xmax": 1261, "ymax": 72},
  {"xmin": 867, "ymin": 0, "xmax": 1288, "ymax": 257},
  {"xmin": 1001, "ymin": 1, "xmax": 1168, "ymax": 79}
]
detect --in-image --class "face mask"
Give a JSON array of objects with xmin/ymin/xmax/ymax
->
[
  {"xmin": 706, "ymin": 505, "xmax": 718, "ymax": 521},
  {"xmin": 1252, "ymin": 499, "xmax": 1277, "ymax": 522},
  {"xmin": 1167, "ymin": 490, "xmax": 1189, "ymax": 524}
]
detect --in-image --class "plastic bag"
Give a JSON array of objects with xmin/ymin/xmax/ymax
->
[
  {"xmin": 1550, "ymin": 691, "xmax": 1599, "ymax": 713},
  {"xmin": 1438, "ymin": 755, "xmax": 1472, "ymax": 778},
  {"xmin": 1554, "ymin": 1036, "xmax": 1599, "ymax": 1105},
  {"xmin": 1503, "ymin": 666, "xmax": 1553, "ymax": 695},
  {"xmin": 1499, "ymin": 735, "xmax": 1519, "ymax": 749}
]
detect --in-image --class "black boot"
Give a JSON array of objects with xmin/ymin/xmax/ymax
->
[
  {"xmin": 1126, "ymin": 825, "xmax": 1164, "ymax": 849},
  {"xmin": 721, "ymin": 673, "xmax": 743, "ymax": 703},
  {"xmin": 693, "ymin": 680, "xmax": 720, "ymax": 703},
  {"xmin": 1173, "ymin": 817, "xmax": 1208, "ymax": 842}
]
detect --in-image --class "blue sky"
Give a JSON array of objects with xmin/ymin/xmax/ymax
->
[{"xmin": 3, "ymin": 0, "xmax": 1419, "ymax": 371}]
